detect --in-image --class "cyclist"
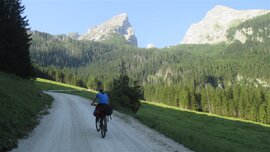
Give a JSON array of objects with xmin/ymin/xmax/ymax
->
[{"xmin": 91, "ymin": 89, "xmax": 109, "ymax": 123}]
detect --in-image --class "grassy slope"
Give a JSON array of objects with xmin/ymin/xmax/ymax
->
[
  {"xmin": 0, "ymin": 72, "xmax": 52, "ymax": 151},
  {"xmin": 136, "ymin": 102, "xmax": 270, "ymax": 152},
  {"xmin": 0, "ymin": 75, "xmax": 96, "ymax": 151}
]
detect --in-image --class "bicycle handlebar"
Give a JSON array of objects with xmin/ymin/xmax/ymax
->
[{"xmin": 91, "ymin": 102, "xmax": 97, "ymax": 106}]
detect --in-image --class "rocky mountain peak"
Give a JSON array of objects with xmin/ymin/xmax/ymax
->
[
  {"xmin": 79, "ymin": 13, "xmax": 137, "ymax": 46},
  {"xmin": 211, "ymin": 5, "xmax": 234, "ymax": 11},
  {"xmin": 181, "ymin": 5, "xmax": 269, "ymax": 44},
  {"xmin": 146, "ymin": 43, "xmax": 156, "ymax": 49}
]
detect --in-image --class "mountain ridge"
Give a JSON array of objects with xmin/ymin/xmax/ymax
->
[{"xmin": 181, "ymin": 5, "xmax": 269, "ymax": 44}]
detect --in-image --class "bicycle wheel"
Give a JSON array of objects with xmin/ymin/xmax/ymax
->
[
  {"xmin": 95, "ymin": 117, "xmax": 100, "ymax": 132},
  {"xmin": 101, "ymin": 117, "xmax": 107, "ymax": 138}
]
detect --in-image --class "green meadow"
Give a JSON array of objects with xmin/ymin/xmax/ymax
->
[{"xmin": 136, "ymin": 101, "xmax": 270, "ymax": 152}]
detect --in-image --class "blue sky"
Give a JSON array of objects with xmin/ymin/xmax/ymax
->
[{"xmin": 22, "ymin": 0, "xmax": 270, "ymax": 48}]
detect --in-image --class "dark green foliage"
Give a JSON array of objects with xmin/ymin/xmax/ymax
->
[
  {"xmin": 144, "ymin": 83, "xmax": 270, "ymax": 124},
  {"xmin": 0, "ymin": 0, "xmax": 33, "ymax": 78},
  {"xmin": 109, "ymin": 60, "xmax": 144, "ymax": 113},
  {"xmin": 101, "ymin": 33, "xmax": 135, "ymax": 46},
  {"xmin": 30, "ymin": 13, "xmax": 270, "ymax": 123}
]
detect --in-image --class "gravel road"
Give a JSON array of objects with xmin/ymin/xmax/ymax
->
[{"xmin": 12, "ymin": 92, "xmax": 192, "ymax": 152}]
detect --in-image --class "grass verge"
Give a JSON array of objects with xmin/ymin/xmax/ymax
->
[
  {"xmin": 136, "ymin": 101, "xmax": 270, "ymax": 152},
  {"xmin": 34, "ymin": 78, "xmax": 97, "ymax": 100},
  {"xmin": 0, "ymin": 72, "xmax": 52, "ymax": 151}
]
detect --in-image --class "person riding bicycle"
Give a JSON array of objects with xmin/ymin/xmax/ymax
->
[{"xmin": 91, "ymin": 89, "xmax": 109, "ymax": 122}]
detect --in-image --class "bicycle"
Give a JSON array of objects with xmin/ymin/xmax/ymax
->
[{"xmin": 92, "ymin": 103, "xmax": 108, "ymax": 138}]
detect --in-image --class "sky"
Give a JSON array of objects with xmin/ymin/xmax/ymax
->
[{"xmin": 22, "ymin": 0, "xmax": 270, "ymax": 48}]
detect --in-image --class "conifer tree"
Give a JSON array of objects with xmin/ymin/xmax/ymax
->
[
  {"xmin": 0, "ymin": 0, "xmax": 33, "ymax": 78},
  {"xmin": 109, "ymin": 59, "xmax": 143, "ymax": 113}
]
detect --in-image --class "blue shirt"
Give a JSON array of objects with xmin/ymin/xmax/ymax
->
[{"xmin": 96, "ymin": 93, "xmax": 109, "ymax": 104}]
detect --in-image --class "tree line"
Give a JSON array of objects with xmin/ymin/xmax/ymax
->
[
  {"xmin": 144, "ymin": 83, "xmax": 270, "ymax": 124},
  {"xmin": 30, "ymin": 13, "xmax": 270, "ymax": 123}
]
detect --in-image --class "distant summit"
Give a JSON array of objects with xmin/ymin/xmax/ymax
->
[
  {"xmin": 79, "ymin": 13, "xmax": 137, "ymax": 46},
  {"xmin": 67, "ymin": 32, "xmax": 80, "ymax": 40},
  {"xmin": 181, "ymin": 5, "xmax": 269, "ymax": 44}
]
